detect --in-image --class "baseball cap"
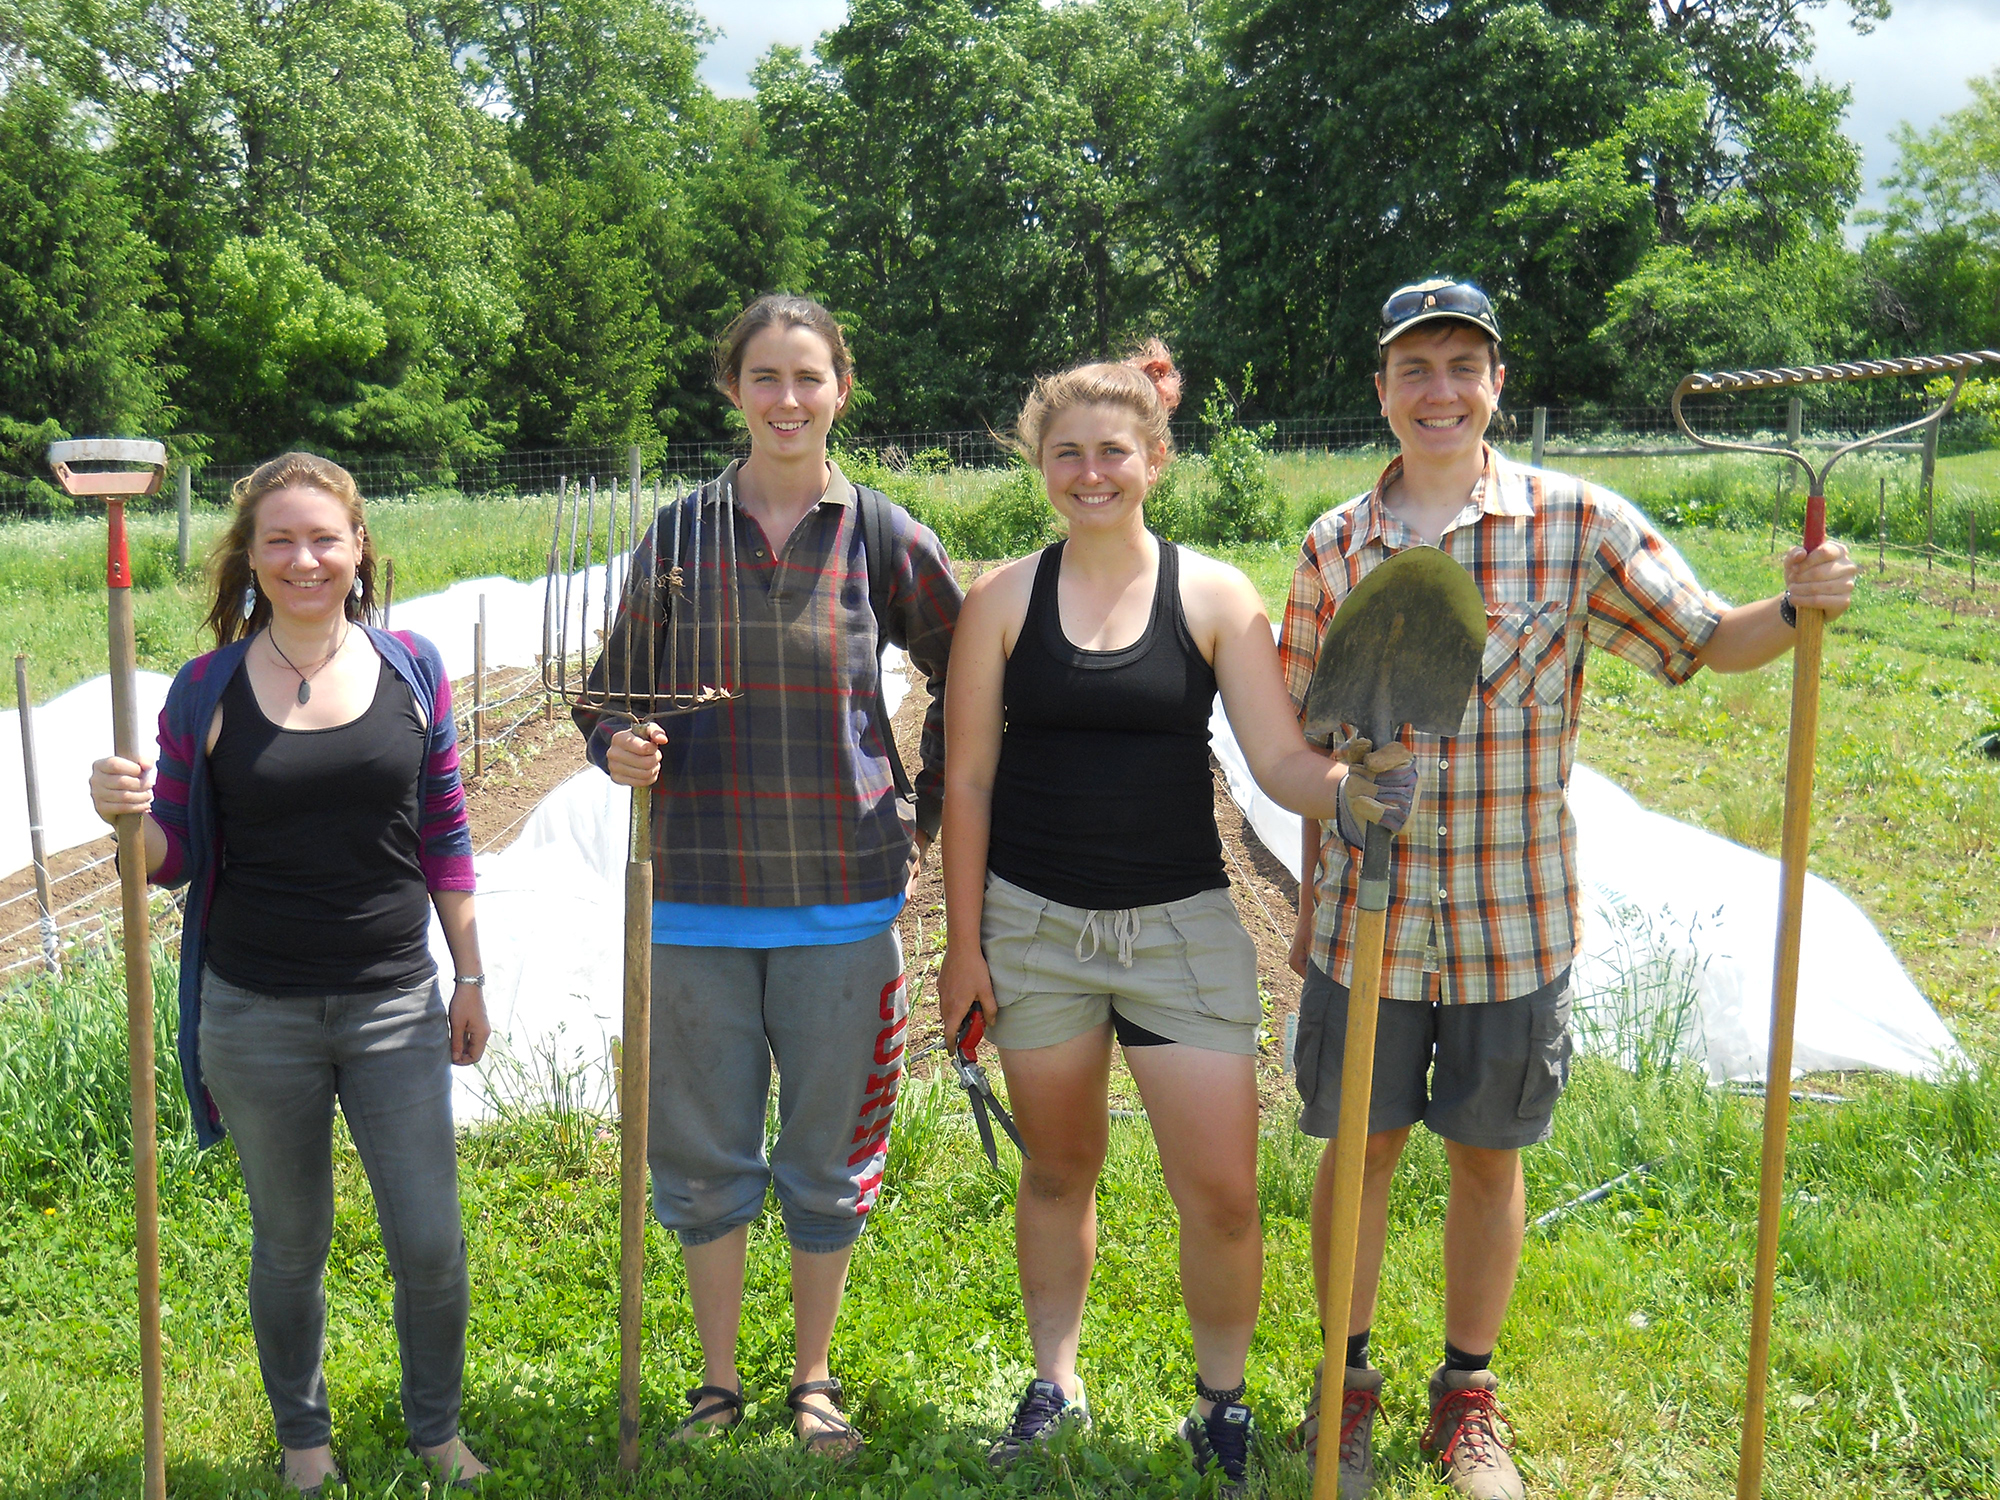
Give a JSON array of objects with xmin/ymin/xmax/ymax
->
[{"xmin": 1378, "ymin": 279, "xmax": 1501, "ymax": 348}]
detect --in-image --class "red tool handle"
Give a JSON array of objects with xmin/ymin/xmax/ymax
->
[
  {"xmin": 957, "ymin": 1008, "xmax": 987, "ymax": 1058},
  {"xmin": 106, "ymin": 499, "xmax": 131, "ymax": 588},
  {"xmin": 1804, "ymin": 489, "xmax": 1826, "ymax": 553}
]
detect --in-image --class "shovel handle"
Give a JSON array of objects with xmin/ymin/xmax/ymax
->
[{"xmin": 1311, "ymin": 896, "xmax": 1389, "ymax": 1500}]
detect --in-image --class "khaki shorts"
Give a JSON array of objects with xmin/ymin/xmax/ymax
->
[{"xmin": 980, "ymin": 873, "xmax": 1261, "ymax": 1055}]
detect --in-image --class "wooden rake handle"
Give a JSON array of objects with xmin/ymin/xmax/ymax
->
[{"xmin": 1735, "ymin": 588, "xmax": 1826, "ymax": 1499}]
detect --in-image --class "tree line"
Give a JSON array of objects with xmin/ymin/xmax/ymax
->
[{"xmin": 3, "ymin": 0, "xmax": 1998, "ymax": 486}]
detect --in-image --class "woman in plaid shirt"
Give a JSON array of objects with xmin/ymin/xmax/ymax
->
[{"xmin": 575, "ymin": 295, "xmax": 961, "ymax": 1458}]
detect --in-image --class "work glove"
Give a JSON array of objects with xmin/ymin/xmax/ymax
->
[{"xmin": 1333, "ymin": 737, "xmax": 1419, "ymax": 852}]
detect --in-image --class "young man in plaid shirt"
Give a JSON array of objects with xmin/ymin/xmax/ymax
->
[{"xmin": 1278, "ymin": 280, "xmax": 1858, "ymax": 1499}]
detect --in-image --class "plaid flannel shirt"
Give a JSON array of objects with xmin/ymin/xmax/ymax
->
[
  {"xmin": 575, "ymin": 460, "xmax": 961, "ymax": 908},
  {"xmin": 1278, "ymin": 447, "xmax": 1725, "ymax": 1005}
]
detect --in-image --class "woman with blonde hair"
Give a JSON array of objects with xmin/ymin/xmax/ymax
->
[
  {"xmin": 939, "ymin": 343, "xmax": 1365, "ymax": 1495},
  {"xmin": 88, "ymin": 452, "xmax": 491, "ymax": 1493}
]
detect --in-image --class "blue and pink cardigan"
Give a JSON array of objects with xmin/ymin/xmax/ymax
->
[{"xmin": 147, "ymin": 627, "xmax": 475, "ymax": 1147}]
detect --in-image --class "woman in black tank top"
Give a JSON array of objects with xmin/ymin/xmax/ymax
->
[{"xmin": 938, "ymin": 345, "xmax": 1350, "ymax": 1487}]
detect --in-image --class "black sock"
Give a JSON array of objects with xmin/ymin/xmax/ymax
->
[
  {"xmin": 1443, "ymin": 1341, "xmax": 1492, "ymax": 1374},
  {"xmin": 1345, "ymin": 1330, "xmax": 1371, "ymax": 1370}
]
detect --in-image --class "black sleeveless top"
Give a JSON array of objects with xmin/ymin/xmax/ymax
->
[
  {"xmin": 988, "ymin": 538, "xmax": 1228, "ymax": 909},
  {"xmin": 204, "ymin": 656, "xmax": 434, "ymax": 996}
]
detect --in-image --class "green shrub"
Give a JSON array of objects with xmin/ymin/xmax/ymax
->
[{"xmin": 1191, "ymin": 373, "xmax": 1285, "ymax": 544}]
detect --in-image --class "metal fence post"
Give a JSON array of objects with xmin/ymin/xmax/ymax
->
[
  {"xmin": 1972, "ymin": 505, "xmax": 1979, "ymax": 594},
  {"xmin": 473, "ymin": 595, "xmax": 486, "ymax": 779},
  {"xmin": 381, "ymin": 558, "xmax": 395, "ymax": 629},
  {"xmin": 175, "ymin": 465, "xmax": 192, "ymax": 573},
  {"xmin": 629, "ymin": 444, "xmax": 642, "ymax": 508},
  {"xmin": 1922, "ymin": 419, "xmax": 1938, "ymax": 570},
  {"xmin": 1786, "ymin": 396, "xmax": 1802, "ymax": 450},
  {"xmin": 1531, "ymin": 407, "xmax": 1547, "ymax": 469},
  {"xmin": 13, "ymin": 654, "xmax": 58, "ymax": 975}
]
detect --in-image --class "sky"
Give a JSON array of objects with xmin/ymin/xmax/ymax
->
[{"xmin": 694, "ymin": 0, "xmax": 2000, "ymax": 219}]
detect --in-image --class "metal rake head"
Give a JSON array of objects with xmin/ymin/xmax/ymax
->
[
  {"xmin": 1670, "ymin": 349, "xmax": 2000, "ymax": 549},
  {"xmin": 540, "ymin": 471, "xmax": 743, "ymax": 725}
]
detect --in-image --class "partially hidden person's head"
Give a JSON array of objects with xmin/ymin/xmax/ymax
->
[
  {"xmin": 714, "ymin": 294, "xmax": 854, "ymax": 463},
  {"xmin": 205, "ymin": 451, "xmax": 377, "ymax": 648},
  {"xmin": 1014, "ymin": 340, "xmax": 1182, "ymax": 534},
  {"xmin": 1374, "ymin": 279, "xmax": 1506, "ymax": 463}
]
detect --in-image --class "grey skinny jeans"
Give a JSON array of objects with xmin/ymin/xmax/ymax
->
[{"xmin": 197, "ymin": 966, "xmax": 469, "ymax": 1450}]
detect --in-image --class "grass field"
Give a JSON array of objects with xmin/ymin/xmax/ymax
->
[{"xmin": 4, "ymin": 454, "xmax": 1999, "ymax": 1496}]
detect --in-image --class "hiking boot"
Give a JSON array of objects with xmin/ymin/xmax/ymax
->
[
  {"xmin": 987, "ymin": 1377, "xmax": 1089, "ymax": 1469},
  {"xmin": 1292, "ymin": 1362, "xmax": 1383, "ymax": 1497},
  {"xmin": 1180, "ymin": 1398, "xmax": 1255, "ymax": 1498},
  {"xmin": 1422, "ymin": 1367, "xmax": 1524, "ymax": 1500}
]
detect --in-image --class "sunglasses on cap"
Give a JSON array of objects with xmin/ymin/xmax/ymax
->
[{"xmin": 1378, "ymin": 280, "xmax": 1501, "ymax": 346}]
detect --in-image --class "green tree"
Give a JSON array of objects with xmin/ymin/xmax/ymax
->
[
  {"xmin": 0, "ymin": 77, "xmax": 178, "ymax": 497},
  {"xmin": 757, "ymin": 0, "xmax": 1211, "ymax": 431},
  {"xmin": 1189, "ymin": 0, "xmax": 1883, "ymax": 413},
  {"xmin": 25, "ymin": 0, "xmax": 519, "ymax": 461},
  {"xmin": 1861, "ymin": 67, "xmax": 2000, "ymax": 355}
]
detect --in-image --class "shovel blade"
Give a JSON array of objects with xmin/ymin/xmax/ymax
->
[{"xmin": 1304, "ymin": 546, "xmax": 1486, "ymax": 745}]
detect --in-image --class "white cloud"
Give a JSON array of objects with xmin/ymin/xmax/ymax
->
[
  {"xmin": 1808, "ymin": 0, "xmax": 2000, "ymax": 212},
  {"xmin": 696, "ymin": 0, "xmax": 848, "ymax": 96}
]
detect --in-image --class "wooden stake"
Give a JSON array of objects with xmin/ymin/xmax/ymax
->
[
  {"xmin": 175, "ymin": 464, "xmax": 192, "ymax": 573},
  {"xmin": 13, "ymin": 654, "xmax": 58, "ymax": 975},
  {"xmin": 1971, "ymin": 506, "xmax": 1978, "ymax": 593},
  {"xmin": 618, "ymin": 783, "xmax": 653, "ymax": 1470},
  {"xmin": 1922, "ymin": 420, "xmax": 1938, "ymax": 570},
  {"xmin": 1735, "ymin": 489, "xmax": 1829, "ymax": 1500},
  {"xmin": 105, "ymin": 500, "xmax": 166, "ymax": 1500},
  {"xmin": 1531, "ymin": 406, "xmax": 1546, "ymax": 469},
  {"xmin": 381, "ymin": 557, "xmax": 395, "ymax": 629},
  {"xmin": 1876, "ymin": 477, "xmax": 1886, "ymax": 575}
]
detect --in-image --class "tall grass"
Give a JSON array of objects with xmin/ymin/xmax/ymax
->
[{"xmin": 0, "ymin": 946, "xmax": 207, "ymax": 1200}]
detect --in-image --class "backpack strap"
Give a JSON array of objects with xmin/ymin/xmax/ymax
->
[{"xmin": 854, "ymin": 485, "xmax": 917, "ymax": 808}]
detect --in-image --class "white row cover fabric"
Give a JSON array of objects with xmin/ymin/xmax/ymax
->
[
  {"xmin": 2, "ymin": 670, "xmax": 173, "ymax": 882},
  {"xmin": 1207, "ymin": 695, "xmax": 1962, "ymax": 1083}
]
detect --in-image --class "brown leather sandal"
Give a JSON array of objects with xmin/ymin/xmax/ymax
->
[
  {"xmin": 787, "ymin": 1377, "xmax": 863, "ymax": 1461},
  {"xmin": 669, "ymin": 1384, "xmax": 746, "ymax": 1442}
]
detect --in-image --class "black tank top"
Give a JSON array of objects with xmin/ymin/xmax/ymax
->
[
  {"xmin": 204, "ymin": 656, "xmax": 434, "ymax": 996},
  {"xmin": 988, "ymin": 538, "xmax": 1227, "ymax": 909}
]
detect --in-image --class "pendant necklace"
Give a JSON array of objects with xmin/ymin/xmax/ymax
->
[{"xmin": 268, "ymin": 622, "xmax": 349, "ymax": 705}]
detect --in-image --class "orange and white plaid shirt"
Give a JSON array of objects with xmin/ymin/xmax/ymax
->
[{"xmin": 1278, "ymin": 446, "xmax": 1726, "ymax": 1005}]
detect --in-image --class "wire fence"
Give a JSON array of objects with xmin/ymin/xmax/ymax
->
[{"xmin": 3, "ymin": 388, "xmax": 1985, "ymax": 516}]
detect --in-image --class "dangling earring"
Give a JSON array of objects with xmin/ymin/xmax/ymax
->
[
  {"xmin": 240, "ymin": 581, "xmax": 257, "ymax": 620},
  {"xmin": 351, "ymin": 574, "xmax": 364, "ymax": 600}
]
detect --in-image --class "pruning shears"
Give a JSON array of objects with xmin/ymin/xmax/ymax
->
[{"xmin": 951, "ymin": 1009, "xmax": 1028, "ymax": 1168}]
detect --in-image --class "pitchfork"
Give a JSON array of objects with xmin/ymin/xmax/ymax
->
[
  {"xmin": 1670, "ymin": 350, "xmax": 2000, "ymax": 1498},
  {"xmin": 541, "ymin": 471, "xmax": 743, "ymax": 1470}
]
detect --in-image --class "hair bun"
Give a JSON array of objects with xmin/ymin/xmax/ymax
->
[{"xmin": 1126, "ymin": 338, "xmax": 1182, "ymax": 415}]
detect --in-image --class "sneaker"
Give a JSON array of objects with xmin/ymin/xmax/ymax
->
[
  {"xmin": 1180, "ymin": 1399, "xmax": 1255, "ymax": 1498},
  {"xmin": 1422, "ymin": 1367, "xmax": 1524, "ymax": 1500},
  {"xmin": 988, "ymin": 1377, "xmax": 1089, "ymax": 1469},
  {"xmin": 1334, "ymin": 1367, "xmax": 1384, "ymax": 1497}
]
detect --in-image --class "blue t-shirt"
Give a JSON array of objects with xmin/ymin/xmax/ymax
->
[{"xmin": 651, "ymin": 893, "xmax": 905, "ymax": 949}]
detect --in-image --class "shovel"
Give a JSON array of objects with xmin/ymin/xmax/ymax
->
[{"xmin": 1302, "ymin": 545, "xmax": 1484, "ymax": 1500}]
